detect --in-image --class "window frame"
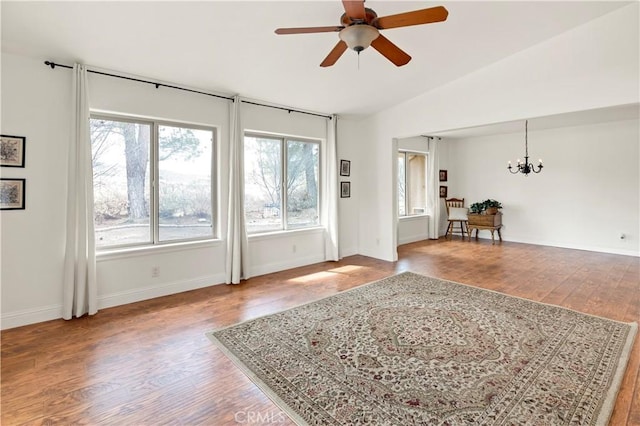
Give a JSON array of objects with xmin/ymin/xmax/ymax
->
[
  {"xmin": 244, "ymin": 132, "xmax": 322, "ymax": 235},
  {"xmin": 90, "ymin": 112, "xmax": 217, "ymax": 250},
  {"xmin": 398, "ymin": 150, "xmax": 428, "ymax": 218}
]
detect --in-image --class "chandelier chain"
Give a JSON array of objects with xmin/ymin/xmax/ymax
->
[
  {"xmin": 507, "ymin": 119, "xmax": 543, "ymax": 176},
  {"xmin": 525, "ymin": 120, "xmax": 528, "ymax": 158}
]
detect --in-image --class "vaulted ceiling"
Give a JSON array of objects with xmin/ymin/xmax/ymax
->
[{"xmin": 1, "ymin": 1, "xmax": 631, "ymax": 116}]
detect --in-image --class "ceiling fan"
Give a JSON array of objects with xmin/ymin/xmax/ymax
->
[{"xmin": 275, "ymin": 0, "xmax": 448, "ymax": 67}]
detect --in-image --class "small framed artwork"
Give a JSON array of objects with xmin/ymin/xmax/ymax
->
[
  {"xmin": 1, "ymin": 135, "xmax": 26, "ymax": 168},
  {"xmin": 340, "ymin": 159, "xmax": 351, "ymax": 177},
  {"xmin": 439, "ymin": 186, "xmax": 448, "ymax": 198},
  {"xmin": 0, "ymin": 178, "xmax": 26, "ymax": 210},
  {"xmin": 340, "ymin": 181, "xmax": 351, "ymax": 198},
  {"xmin": 439, "ymin": 169, "xmax": 447, "ymax": 182}
]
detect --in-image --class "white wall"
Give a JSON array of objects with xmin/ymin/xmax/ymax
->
[
  {"xmin": 0, "ymin": 52, "xmax": 359, "ymax": 329},
  {"xmin": 397, "ymin": 215, "xmax": 429, "ymax": 246},
  {"xmin": 336, "ymin": 117, "xmax": 360, "ymax": 257},
  {"xmin": 1, "ymin": 54, "xmax": 71, "ymax": 327},
  {"xmin": 355, "ymin": 3, "xmax": 639, "ymax": 261},
  {"xmin": 242, "ymin": 102, "xmax": 326, "ymax": 140},
  {"xmin": 447, "ymin": 119, "xmax": 639, "ymax": 256}
]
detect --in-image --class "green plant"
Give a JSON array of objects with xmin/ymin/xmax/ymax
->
[
  {"xmin": 483, "ymin": 199, "xmax": 502, "ymax": 209},
  {"xmin": 469, "ymin": 199, "xmax": 502, "ymax": 214},
  {"xmin": 469, "ymin": 202, "xmax": 485, "ymax": 214}
]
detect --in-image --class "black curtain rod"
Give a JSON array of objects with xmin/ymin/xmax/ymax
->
[
  {"xmin": 45, "ymin": 60, "xmax": 233, "ymax": 101},
  {"xmin": 241, "ymin": 100, "xmax": 332, "ymax": 120},
  {"xmin": 44, "ymin": 60, "xmax": 332, "ymax": 120}
]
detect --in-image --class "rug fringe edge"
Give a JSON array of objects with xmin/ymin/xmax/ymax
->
[
  {"xmin": 595, "ymin": 321, "xmax": 638, "ymax": 425},
  {"xmin": 205, "ymin": 331, "xmax": 311, "ymax": 426}
]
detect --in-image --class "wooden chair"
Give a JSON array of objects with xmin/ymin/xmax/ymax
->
[{"xmin": 445, "ymin": 198, "xmax": 468, "ymax": 240}]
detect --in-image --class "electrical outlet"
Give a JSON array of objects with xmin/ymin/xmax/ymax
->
[
  {"xmin": 292, "ymin": 244, "xmax": 297, "ymax": 253},
  {"xmin": 151, "ymin": 266, "xmax": 160, "ymax": 278}
]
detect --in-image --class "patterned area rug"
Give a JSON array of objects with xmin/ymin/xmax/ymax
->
[{"xmin": 207, "ymin": 272, "xmax": 636, "ymax": 425}]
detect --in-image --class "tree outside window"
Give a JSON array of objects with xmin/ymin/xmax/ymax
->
[
  {"xmin": 90, "ymin": 116, "xmax": 215, "ymax": 248},
  {"xmin": 244, "ymin": 134, "xmax": 320, "ymax": 234}
]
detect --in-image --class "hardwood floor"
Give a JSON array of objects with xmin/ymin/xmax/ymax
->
[{"xmin": 2, "ymin": 239, "xmax": 639, "ymax": 425}]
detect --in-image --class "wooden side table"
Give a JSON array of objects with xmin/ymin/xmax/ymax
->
[{"xmin": 467, "ymin": 212, "xmax": 503, "ymax": 244}]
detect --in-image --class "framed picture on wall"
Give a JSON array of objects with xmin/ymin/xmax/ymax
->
[
  {"xmin": 340, "ymin": 159, "xmax": 351, "ymax": 176},
  {"xmin": 0, "ymin": 178, "xmax": 26, "ymax": 210},
  {"xmin": 439, "ymin": 185, "xmax": 448, "ymax": 198},
  {"xmin": 439, "ymin": 169, "xmax": 447, "ymax": 182},
  {"xmin": 0, "ymin": 135, "xmax": 26, "ymax": 168},
  {"xmin": 341, "ymin": 181, "xmax": 351, "ymax": 198}
]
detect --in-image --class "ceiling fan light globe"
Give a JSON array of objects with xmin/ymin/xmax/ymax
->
[{"xmin": 339, "ymin": 25, "xmax": 379, "ymax": 52}]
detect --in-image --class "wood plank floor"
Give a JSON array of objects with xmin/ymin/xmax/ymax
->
[{"xmin": 2, "ymin": 239, "xmax": 639, "ymax": 425}]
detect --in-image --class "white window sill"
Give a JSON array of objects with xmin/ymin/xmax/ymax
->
[
  {"xmin": 97, "ymin": 238, "xmax": 223, "ymax": 261},
  {"xmin": 399, "ymin": 214, "xmax": 430, "ymax": 222},
  {"xmin": 248, "ymin": 226, "xmax": 325, "ymax": 242}
]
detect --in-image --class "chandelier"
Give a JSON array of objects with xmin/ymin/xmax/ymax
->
[{"xmin": 508, "ymin": 120, "xmax": 543, "ymax": 176}]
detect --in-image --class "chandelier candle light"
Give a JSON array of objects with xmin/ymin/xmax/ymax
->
[{"xmin": 508, "ymin": 120, "xmax": 543, "ymax": 176}]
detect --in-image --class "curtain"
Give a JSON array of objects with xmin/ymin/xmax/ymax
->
[
  {"xmin": 225, "ymin": 96, "xmax": 250, "ymax": 284},
  {"xmin": 62, "ymin": 64, "xmax": 97, "ymax": 320},
  {"xmin": 323, "ymin": 114, "xmax": 340, "ymax": 261},
  {"xmin": 427, "ymin": 137, "xmax": 441, "ymax": 239}
]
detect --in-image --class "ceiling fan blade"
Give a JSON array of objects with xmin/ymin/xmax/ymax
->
[
  {"xmin": 275, "ymin": 26, "xmax": 343, "ymax": 35},
  {"xmin": 376, "ymin": 6, "xmax": 448, "ymax": 30},
  {"xmin": 342, "ymin": 0, "xmax": 366, "ymax": 20},
  {"xmin": 371, "ymin": 35, "xmax": 411, "ymax": 67},
  {"xmin": 320, "ymin": 41, "xmax": 348, "ymax": 67}
]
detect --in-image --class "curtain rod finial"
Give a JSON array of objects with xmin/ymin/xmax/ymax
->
[{"xmin": 45, "ymin": 60, "xmax": 55, "ymax": 69}]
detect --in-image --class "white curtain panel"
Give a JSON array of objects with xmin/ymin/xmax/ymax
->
[
  {"xmin": 62, "ymin": 64, "xmax": 97, "ymax": 319},
  {"xmin": 225, "ymin": 96, "xmax": 250, "ymax": 284},
  {"xmin": 427, "ymin": 137, "xmax": 441, "ymax": 239},
  {"xmin": 323, "ymin": 114, "xmax": 340, "ymax": 261}
]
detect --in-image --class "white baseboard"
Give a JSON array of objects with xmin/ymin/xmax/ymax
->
[
  {"xmin": 97, "ymin": 273, "xmax": 226, "ymax": 310},
  {"xmin": 1, "ymin": 274, "xmax": 226, "ymax": 330},
  {"xmin": 1, "ymin": 304, "xmax": 63, "ymax": 330},
  {"xmin": 498, "ymin": 235, "xmax": 639, "ymax": 257},
  {"xmin": 250, "ymin": 254, "xmax": 326, "ymax": 278},
  {"xmin": 398, "ymin": 234, "xmax": 429, "ymax": 246}
]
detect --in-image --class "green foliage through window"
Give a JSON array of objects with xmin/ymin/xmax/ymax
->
[
  {"xmin": 244, "ymin": 134, "xmax": 320, "ymax": 234},
  {"xmin": 90, "ymin": 116, "xmax": 215, "ymax": 248}
]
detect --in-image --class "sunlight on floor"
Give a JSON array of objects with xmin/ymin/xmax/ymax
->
[
  {"xmin": 237, "ymin": 302, "xmax": 292, "ymax": 322},
  {"xmin": 327, "ymin": 265, "xmax": 364, "ymax": 274},
  {"xmin": 288, "ymin": 264, "xmax": 368, "ymax": 283},
  {"xmin": 288, "ymin": 271, "xmax": 337, "ymax": 283}
]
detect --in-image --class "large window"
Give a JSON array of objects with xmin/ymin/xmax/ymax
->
[
  {"xmin": 244, "ymin": 134, "xmax": 320, "ymax": 234},
  {"xmin": 90, "ymin": 115, "xmax": 215, "ymax": 248},
  {"xmin": 398, "ymin": 151, "xmax": 427, "ymax": 216}
]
